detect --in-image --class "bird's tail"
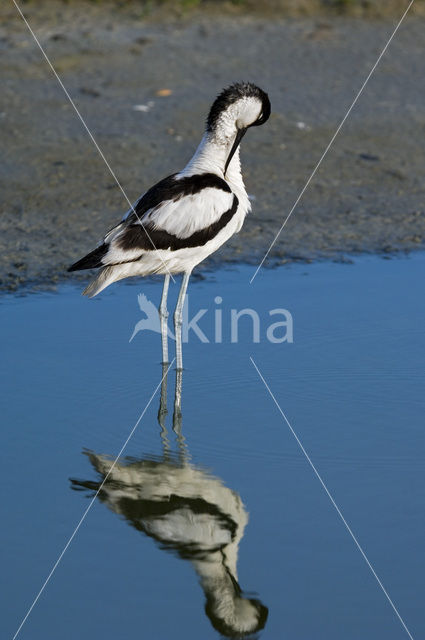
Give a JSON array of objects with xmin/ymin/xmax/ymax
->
[
  {"xmin": 68, "ymin": 244, "xmax": 107, "ymax": 272},
  {"xmin": 82, "ymin": 260, "xmax": 163, "ymax": 297},
  {"xmin": 83, "ymin": 266, "xmax": 117, "ymax": 297}
]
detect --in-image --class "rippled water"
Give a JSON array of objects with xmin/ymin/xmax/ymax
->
[{"xmin": 2, "ymin": 255, "xmax": 424, "ymax": 639}]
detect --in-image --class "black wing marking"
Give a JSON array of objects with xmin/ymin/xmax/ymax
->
[
  {"xmin": 127, "ymin": 172, "xmax": 232, "ymax": 223},
  {"xmin": 68, "ymin": 244, "xmax": 108, "ymax": 272},
  {"xmin": 116, "ymin": 194, "xmax": 239, "ymax": 255},
  {"xmin": 68, "ymin": 173, "xmax": 233, "ymax": 272}
]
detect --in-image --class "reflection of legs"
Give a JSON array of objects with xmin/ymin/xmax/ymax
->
[
  {"xmin": 159, "ymin": 274, "xmax": 170, "ymax": 364},
  {"xmin": 173, "ymin": 367, "xmax": 189, "ymax": 463},
  {"xmin": 157, "ymin": 363, "xmax": 170, "ymax": 458},
  {"xmin": 173, "ymin": 367, "xmax": 182, "ymax": 433},
  {"xmin": 174, "ymin": 272, "xmax": 190, "ymax": 371}
]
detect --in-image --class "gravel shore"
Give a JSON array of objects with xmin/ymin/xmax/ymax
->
[{"xmin": 1, "ymin": 2, "xmax": 424, "ymax": 290}]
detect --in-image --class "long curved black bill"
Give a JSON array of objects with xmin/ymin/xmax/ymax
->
[{"xmin": 224, "ymin": 128, "xmax": 246, "ymax": 176}]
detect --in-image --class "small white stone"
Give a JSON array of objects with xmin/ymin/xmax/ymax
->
[
  {"xmin": 295, "ymin": 121, "xmax": 310, "ymax": 131},
  {"xmin": 133, "ymin": 102, "xmax": 155, "ymax": 113}
]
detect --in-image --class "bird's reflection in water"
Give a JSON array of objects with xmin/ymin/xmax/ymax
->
[{"xmin": 71, "ymin": 367, "xmax": 268, "ymax": 638}]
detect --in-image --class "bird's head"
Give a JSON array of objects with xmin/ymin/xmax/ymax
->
[
  {"xmin": 205, "ymin": 594, "xmax": 269, "ymax": 638},
  {"xmin": 206, "ymin": 82, "xmax": 271, "ymax": 175}
]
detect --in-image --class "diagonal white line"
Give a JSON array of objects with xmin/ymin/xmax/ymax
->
[
  {"xmin": 250, "ymin": 356, "xmax": 415, "ymax": 640},
  {"xmin": 11, "ymin": 360, "xmax": 175, "ymax": 640},
  {"xmin": 11, "ymin": 0, "xmax": 175, "ymax": 282},
  {"xmin": 250, "ymin": 0, "xmax": 415, "ymax": 284}
]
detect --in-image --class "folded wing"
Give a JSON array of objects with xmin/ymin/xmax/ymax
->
[{"xmin": 68, "ymin": 173, "xmax": 238, "ymax": 272}]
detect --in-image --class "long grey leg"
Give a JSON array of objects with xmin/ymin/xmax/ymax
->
[
  {"xmin": 159, "ymin": 274, "xmax": 170, "ymax": 364},
  {"xmin": 174, "ymin": 272, "xmax": 190, "ymax": 371}
]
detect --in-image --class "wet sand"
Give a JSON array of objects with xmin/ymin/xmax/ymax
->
[{"xmin": 1, "ymin": 2, "xmax": 424, "ymax": 290}]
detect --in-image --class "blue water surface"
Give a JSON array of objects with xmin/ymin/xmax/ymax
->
[{"xmin": 1, "ymin": 254, "xmax": 424, "ymax": 640}]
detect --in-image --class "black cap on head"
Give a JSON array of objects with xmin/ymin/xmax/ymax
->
[{"xmin": 207, "ymin": 82, "xmax": 271, "ymax": 132}]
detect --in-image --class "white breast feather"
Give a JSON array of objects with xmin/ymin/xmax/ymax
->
[{"xmin": 145, "ymin": 188, "xmax": 235, "ymax": 238}]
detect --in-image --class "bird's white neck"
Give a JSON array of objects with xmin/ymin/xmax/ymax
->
[
  {"xmin": 180, "ymin": 132, "xmax": 250, "ymax": 220},
  {"xmin": 180, "ymin": 132, "xmax": 244, "ymax": 187},
  {"xmin": 193, "ymin": 552, "xmax": 238, "ymax": 604},
  {"xmin": 193, "ymin": 554, "xmax": 261, "ymax": 635}
]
